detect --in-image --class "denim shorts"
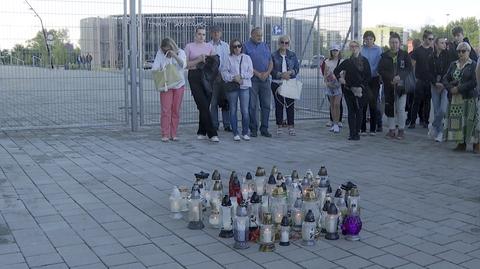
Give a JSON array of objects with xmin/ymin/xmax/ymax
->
[{"xmin": 325, "ymin": 87, "xmax": 342, "ymax": 96}]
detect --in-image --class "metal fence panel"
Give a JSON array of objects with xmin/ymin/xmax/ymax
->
[
  {"xmin": 0, "ymin": 0, "xmax": 352, "ymax": 130},
  {"xmin": 0, "ymin": 0, "xmax": 128, "ymax": 130}
]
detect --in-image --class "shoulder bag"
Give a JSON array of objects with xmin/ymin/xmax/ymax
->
[
  {"xmin": 223, "ymin": 56, "xmax": 243, "ymax": 92},
  {"xmin": 153, "ymin": 53, "xmax": 183, "ymax": 92}
]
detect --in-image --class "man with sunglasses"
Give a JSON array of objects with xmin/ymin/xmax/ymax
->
[
  {"xmin": 244, "ymin": 27, "xmax": 274, "ymax": 137},
  {"xmin": 409, "ymin": 30, "xmax": 435, "ymax": 129}
]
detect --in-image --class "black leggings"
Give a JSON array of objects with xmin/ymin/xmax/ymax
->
[
  {"xmin": 188, "ymin": 70, "xmax": 217, "ymax": 138},
  {"xmin": 361, "ymin": 77, "xmax": 380, "ymax": 132},
  {"xmin": 272, "ymin": 83, "xmax": 295, "ymax": 126},
  {"xmin": 344, "ymin": 88, "xmax": 366, "ymax": 138}
]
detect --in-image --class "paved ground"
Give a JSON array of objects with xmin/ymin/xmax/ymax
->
[{"xmin": 1, "ymin": 121, "xmax": 479, "ymax": 269}]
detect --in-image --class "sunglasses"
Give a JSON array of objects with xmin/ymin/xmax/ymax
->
[
  {"xmin": 233, "ymin": 44, "xmax": 242, "ymax": 49},
  {"xmin": 427, "ymin": 38, "xmax": 434, "ymax": 41},
  {"xmin": 457, "ymin": 49, "xmax": 467, "ymax": 54},
  {"xmin": 280, "ymin": 41, "xmax": 290, "ymax": 45}
]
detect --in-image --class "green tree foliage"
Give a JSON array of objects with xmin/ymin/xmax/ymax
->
[{"xmin": 411, "ymin": 17, "xmax": 479, "ymax": 48}]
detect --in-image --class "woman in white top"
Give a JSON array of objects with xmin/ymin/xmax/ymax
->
[
  {"xmin": 152, "ymin": 37, "xmax": 187, "ymax": 142},
  {"xmin": 324, "ymin": 44, "xmax": 344, "ymax": 133},
  {"xmin": 221, "ymin": 39, "xmax": 254, "ymax": 141}
]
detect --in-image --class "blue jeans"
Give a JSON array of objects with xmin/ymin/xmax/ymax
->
[
  {"xmin": 431, "ymin": 87, "xmax": 448, "ymax": 135},
  {"xmin": 210, "ymin": 79, "xmax": 230, "ymax": 130},
  {"xmin": 249, "ymin": 77, "xmax": 271, "ymax": 133},
  {"xmin": 227, "ymin": 88, "xmax": 250, "ymax": 136}
]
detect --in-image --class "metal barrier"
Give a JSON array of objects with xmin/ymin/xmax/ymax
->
[{"xmin": 0, "ymin": 0, "xmax": 354, "ymax": 130}]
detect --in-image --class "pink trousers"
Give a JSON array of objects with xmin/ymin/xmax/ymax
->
[{"xmin": 160, "ymin": 86, "xmax": 185, "ymax": 138}]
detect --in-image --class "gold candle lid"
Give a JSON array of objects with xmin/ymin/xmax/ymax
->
[
  {"xmin": 303, "ymin": 187, "xmax": 317, "ymax": 201},
  {"xmin": 255, "ymin": 167, "xmax": 265, "ymax": 177},
  {"xmin": 262, "ymin": 212, "xmax": 272, "ymax": 225},
  {"xmin": 271, "ymin": 186, "xmax": 285, "ymax": 197}
]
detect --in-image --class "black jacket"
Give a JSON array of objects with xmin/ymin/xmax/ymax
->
[
  {"xmin": 442, "ymin": 59, "xmax": 478, "ymax": 99},
  {"xmin": 197, "ymin": 55, "xmax": 220, "ymax": 96},
  {"xmin": 378, "ymin": 49, "xmax": 412, "ymax": 95},
  {"xmin": 430, "ymin": 50, "xmax": 450, "ymax": 83},
  {"xmin": 334, "ymin": 55, "xmax": 371, "ymax": 89}
]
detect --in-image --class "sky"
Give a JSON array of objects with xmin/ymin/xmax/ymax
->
[{"xmin": 0, "ymin": 0, "xmax": 479, "ymax": 50}]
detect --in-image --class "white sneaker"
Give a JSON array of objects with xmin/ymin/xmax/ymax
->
[
  {"xmin": 338, "ymin": 122, "xmax": 343, "ymax": 128},
  {"xmin": 435, "ymin": 132, "xmax": 443, "ymax": 142},
  {"xmin": 241, "ymin": 134, "xmax": 250, "ymax": 141},
  {"xmin": 210, "ymin": 136, "xmax": 220, "ymax": 142},
  {"xmin": 233, "ymin": 135, "xmax": 241, "ymax": 141},
  {"xmin": 427, "ymin": 127, "xmax": 436, "ymax": 139},
  {"xmin": 197, "ymin": 135, "xmax": 207, "ymax": 140},
  {"xmin": 333, "ymin": 124, "xmax": 340, "ymax": 133},
  {"xmin": 329, "ymin": 126, "xmax": 335, "ymax": 132},
  {"xmin": 326, "ymin": 121, "xmax": 333, "ymax": 127}
]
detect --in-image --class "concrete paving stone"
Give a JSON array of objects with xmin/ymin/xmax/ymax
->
[
  {"xmin": 92, "ymin": 243, "xmax": 127, "ymax": 257},
  {"xmin": 199, "ymin": 242, "xmax": 233, "ymax": 255},
  {"xmin": 394, "ymin": 263, "xmax": 426, "ymax": 269},
  {"xmin": 160, "ymin": 242, "xmax": 198, "ymax": 256},
  {"xmin": 17, "ymin": 241, "xmax": 57, "ymax": 257},
  {"xmin": 362, "ymin": 235, "xmax": 396, "ymax": 248},
  {"xmin": 382, "ymin": 243, "xmax": 417, "ymax": 257},
  {"xmin": 183, "ymin": 234, "xmax": 218, "ymax": 246},
  {"xmin": 427, "ymin": 261, "xmax": 465, "ymax": 269},
  {"xmin": 174, "ymin": 251, "xmax": 211, "ymax": 266},
  {"xmin": 0, "ymin": 243, "xmax": 19, "ymax": 254},
  {"xmin": 0, "ymin": 263, "xmax": 29, "ymax": 269},
  {"xmin": 444, "ymin": 241, "xmax": 479, "ymax": 253},
  {"xmin": 325, "ymin": 237, "xmax": 367, "ymax": 250},
  {"xmin": 277, "ymin": 247, "xmax": 318, "ymax": 263},
  {"xmin": 25, "ymin": 252, "xmax": 64, "ymax": 267},
  {"xmin": 31, "ymin": 263, "xmax": 68, "ymax": 269},
  {"xmin": 70, "ymin": 263, "xmax": 107, "ymax": 269},
  {"xmin": 246, "ymin": 251, "xmax": 283, "ymax": 264},
  {"xmin": 109, "ymin": 262, "xmax": 147, "ymax": 269},
  {"xmin": 185, "ymin": 261, "xmax": 224, "ymax": 269},
  {"xmin": 349, "ymin": 244, "xmax": 386, "ymax": 259},
  {"xmin": 210, "ymin": 251, "xmax": 247, "ymax": 265},
  {"xmin": 432, "ymin": 226, "xmax": 463, "ymax": 236},
  {"xmin": 423, "ymin": 233, "xmax": 459, "ymax": 245},
  {"xmin": 461, "ymin": 258, "xmax": 480, "ymax": 269},
  {"xmin": 437, "ymin": 219, "xmax": 470, "ymax": 229},
  {"xmin": 150, "ymin": 235, "xmax": 184, "ymax": 248},
  {"xmin": 370, "ymin": 254, "xmax": 409, "ymax": 268},
  {"xmin": 35, "ymin": 215, "xmax": 65, "ymax": 224},
  {"xmin": 403, "ymin": 251, "xmax": 441, "ymax": 266},
  {"xmin": 99, "ymin": 252, "xmax": 138, "ymax": 267},
  {"xmin": 0, "ymin": 252, "xmax": 25, "ymax": 266},
  {"xmin": 225, "ymin": 260, "xmax": 263, "ymax": 269},
  {"xmin": 298, "ymin": 257, "xmax": 338, "ymax": 269},
  {"xmin": 392, "ymin": 235, "xmax": 425, "ymax": 246},
  {"xmin": 315, "ymin": 245, "xmax": 352, "ymax": 261},
  {"xmin": 435, "ymin": 249, "xmax": 473, "ymax": 264},
  {"xmin": 56, "ymin": 244, "xmax": 101, "ymax": 267},
  {"xmin": 334, "ymin": 255, "xmax": 373, "ymax": 269},
  {"xmin": 100, "ymin": 221, "xmax": 132, "ymax": 231},
  {"xmin": 148, "ymin": 262, "xmax": 184, "ymax": 269},
  {"xmin": 412, "ymin": 241, "xmax": 450, "ymax": 255},
  {"xmin": 263, "ymin": 259, "xmax": 303, "ymax": 269},
  {"xmin": 363, "ymin": 265, "xmax": 387, "ymax": 269}
]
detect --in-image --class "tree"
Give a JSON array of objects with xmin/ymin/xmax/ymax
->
[
  {"xmin": 26, "ymin": 28, "xmax": 76, "ymax": 66},
  {"xmin": 411, "ymin": 17, "xmax": 479, "ymax": 49}
]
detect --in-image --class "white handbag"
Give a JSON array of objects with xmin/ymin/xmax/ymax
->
[{"xmin": 277, "ymin": 78, "xmax": 303, "ymax": 100}]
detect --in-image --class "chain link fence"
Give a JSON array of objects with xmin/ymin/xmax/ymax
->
[{"xmin": 0, "ymin": 0, "xmax": 353, "ymax": 130}]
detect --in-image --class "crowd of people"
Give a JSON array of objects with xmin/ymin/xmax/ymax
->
[{"xmin": 152, "ymin": 25, "xmax": 480, "ymax": 153}]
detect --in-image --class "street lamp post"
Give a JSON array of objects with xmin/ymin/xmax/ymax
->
[{"xmin": 24, "ymin": 0, "xmax": 54, "ymax": 69}]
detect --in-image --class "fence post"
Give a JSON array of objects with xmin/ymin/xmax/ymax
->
[{"xmin": 129, "ymin": 0, "xmax": 139, "ymax": 131}]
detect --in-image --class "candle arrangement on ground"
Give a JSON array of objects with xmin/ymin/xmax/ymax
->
[{"xmin": 169, "ymin": 166, "xmax": 363, "ymax": 250}]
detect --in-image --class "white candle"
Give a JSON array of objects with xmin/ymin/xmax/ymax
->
[
  {"xmin": 170, "ymin": 200, "xmax": 180, "ymax": 212},
  {"xmin": 209, "ymin": 214, "xmax": 219, "ymax": 226},
  {"xmin": 222, "ymin": 210, "xmax": 232, "ymax": 230},
  {"xmin": 190, "ymin": 205, "xmax": 199, "ymax": 221},
  {"xmin": 294, "ymin": 212, "xmax": 302, "ymax": 226},
  {"xmin": 274, "ymin": 212, "xmax": 282, "ymax": 224},
  {"xmin": 242, "ymin": 190, "xmax": 249, "ymax": 201},
  {"xmin": 263, "ymin": 227, "xmax": 272, "ymax": 243},
  {"xmin": 281, "ymin": 230, "xmax": 289, "ymax": 242}
]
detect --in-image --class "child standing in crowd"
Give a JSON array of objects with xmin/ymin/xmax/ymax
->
[{"xmin": 323, "ymin": 44, "xmax": 344, "ymax": 134}]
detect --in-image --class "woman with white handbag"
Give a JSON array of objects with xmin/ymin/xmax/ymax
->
[
  {"xmin": 152, "ymin": 37, "xmax": 186, "ymax": 142},
  {"xmin": 270, "ymin": 35, "xmax": 300, "ymax": 136}
]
